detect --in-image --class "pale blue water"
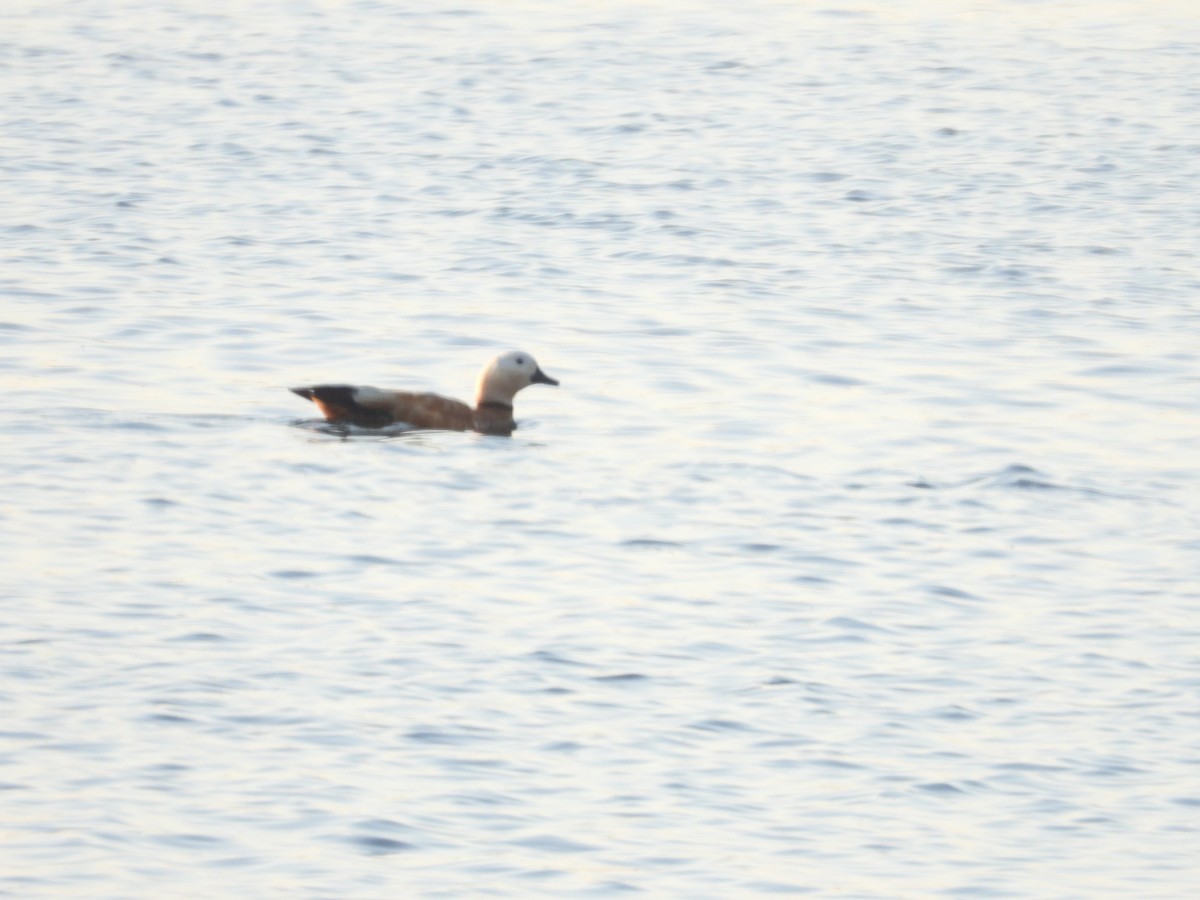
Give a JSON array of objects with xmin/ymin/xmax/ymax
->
[{"xmin": 2, "ymin": 1, "xmax": 1199, "ymax": 896}]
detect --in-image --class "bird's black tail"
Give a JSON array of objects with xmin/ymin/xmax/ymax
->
[{"xmin": 288, "ymin": 385, "xmax": 393, "ymax": 428}]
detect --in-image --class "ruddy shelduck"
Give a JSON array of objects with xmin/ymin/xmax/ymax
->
[{"xmin": 291, "ymin": 350, "xmax": 558, "ymax": 436}]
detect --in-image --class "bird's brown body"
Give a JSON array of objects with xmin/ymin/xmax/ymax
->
[{"xmin": 292, "ymin": 387, "xmax": 517, "ymax": 435}]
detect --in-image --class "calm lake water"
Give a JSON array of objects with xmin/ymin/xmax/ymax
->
[{"xmin": 3, "ymin": 0, "xmax": 1199, "ymax": 896}]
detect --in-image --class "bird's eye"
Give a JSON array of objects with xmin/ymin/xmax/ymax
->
[{"xmin": 515, "ymin": 357, "xmax": 525, "ymax": 365}]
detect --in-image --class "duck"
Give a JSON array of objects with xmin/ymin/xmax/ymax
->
[{"xmin": 290, "ymin": 350, "xmax": 558, "ymax": 436}]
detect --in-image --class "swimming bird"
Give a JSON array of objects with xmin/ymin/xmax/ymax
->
[{"xmin": 290, "ymin": 350, "xmax": 558, "ymax": 436}]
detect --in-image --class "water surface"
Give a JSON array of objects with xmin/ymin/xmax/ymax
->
[{"xmin": 2, "ymin": 1, "xmax": 1199, "ymax": 896}]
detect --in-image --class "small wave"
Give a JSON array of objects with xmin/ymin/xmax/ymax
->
[
  {"xmin": 917, "ymin": 782, "xmax": 968, "ymax": 795},
  {"xmin": 509, "ymin": 834, "xmax": 598, "ymax": 853},
  {"xmin": 620, "ymin": 538, "xmax": 684, "ymax": 550},
  {"xmin": 346, "ymin": 835, "xmax": 413, "ymax": 855},
  {"xmin": 289, "ymin": 418, "xmax": 445, "ymax": 444},
  {"xmin": 910, "ymin": 464, "xmax": 1161, "ymax": 502}
]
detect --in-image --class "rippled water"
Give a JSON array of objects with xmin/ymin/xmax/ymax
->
[{"xmin": 3, "ymin": 0, "xmax": 1199, "ymax": 896}]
